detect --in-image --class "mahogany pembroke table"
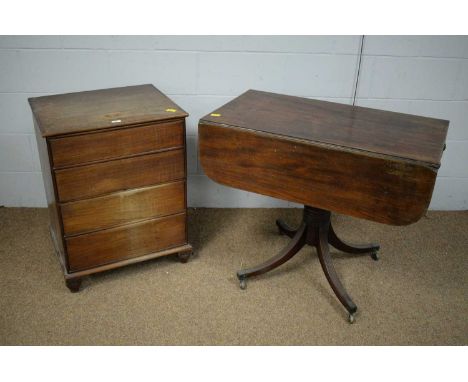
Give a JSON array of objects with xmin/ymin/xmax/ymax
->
[{"xmin": 198, "ymin": 90, "xmax": 449, "ymax": 323}]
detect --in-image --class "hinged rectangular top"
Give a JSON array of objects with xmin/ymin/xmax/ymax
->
[
  {"xmin": 29, "ymin": 84, "xmax": 188, "ymax": 137},
  {"xmin": 200, "ymin": 90, "xmax": 449, "ymax": 167}
]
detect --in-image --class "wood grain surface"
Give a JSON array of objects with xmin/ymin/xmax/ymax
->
[
  {"xmin": 33, "ymin": 118, "xmax": 68, "ymax": 269},
  {"xmin": 55, "ymin": 149, "xmax": 185, "ymax": 202},
  {"xmin": 66, "ymin": 213, "xmax": 187, "ymax": 272},
  {"xmin": 200, "ymin": 90, "xmax": 448, "ymax": 166},
  {"xmin": 50, "ymin": 120, "xmax": 184, "ymax": 168},
  {"xmin": 29, "ymin": 84, "xmax": 188, "ymax": 137},
  {"xmin": 199, "ymin": 123, "xmax": 438, "ymax": 226},
  {"xmin": 61, "ymin": 181, "xmax": 185, "ymax": 236}
]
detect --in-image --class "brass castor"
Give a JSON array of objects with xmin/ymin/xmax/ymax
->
[
  {"xmin": 239, "ymin": 277, "xmax": 247, "ymax": 290},
  {"xmin": 348, "ymin": 313, "xmax": 355, "ymax": 324},
  {"xmin": 371, "ymin": 252, "xmax": 379, "ymax": 261}
]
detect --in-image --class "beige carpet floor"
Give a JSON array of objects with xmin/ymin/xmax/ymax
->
[{"xmin": 0, "ymin": 207, "xmax": 467, "ymax": 345}]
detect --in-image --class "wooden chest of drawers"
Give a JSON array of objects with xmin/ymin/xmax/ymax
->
[{"xmin": 29, "ymin": 84, "xmax": 192, "ymax": 292}]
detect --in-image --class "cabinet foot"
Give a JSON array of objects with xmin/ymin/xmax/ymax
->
[
  {"xmin": 65, "ymin": 278, "xmax": 81, "ymax": 293},
  {"xmin": 177, "ymin": 252, "xmax": 191, "ymax": 263}
]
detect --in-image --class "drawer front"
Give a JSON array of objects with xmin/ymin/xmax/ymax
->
[
  {"xmin": 50, "ymin": 120, "xmax": 184, "ymax": 168},
  {"xmin": 61, "ymin": 181, "xmax": 185, "ymax": 236},
  {"xmin": 66, "ymin": 212, "xmax": 187, "ymax": 272},
  {"xmin": 55, "ymin": 149, "xmax": 185, "ymax": 202}
]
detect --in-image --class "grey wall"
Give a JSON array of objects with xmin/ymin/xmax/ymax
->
[{"xmin": 0, "ymin": 36, "xmax": 467, "ymax": 209}]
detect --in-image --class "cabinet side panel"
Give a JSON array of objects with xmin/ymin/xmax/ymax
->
[
  {"xmin": 199, "ymin": 123, "xmax": 438, "ymax": 226},
  {"xmin": 33, "ymin": 117, "xmax": 67, "ymax": 270},
  {"xmin": 183, "ymin": 119, "xmax": 189, "ymax": 245}
]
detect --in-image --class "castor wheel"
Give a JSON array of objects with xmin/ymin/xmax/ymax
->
[
  {"xmin": 239, "ymin": 278, "xmax": 247, "ymax": 290},
  {"xmin": 370, "ymin": 252, "xmax": 379, "ymax": 261},
  {"xmin": 348, "ymin": 313, "xmax": 355, "ymax": 324}
]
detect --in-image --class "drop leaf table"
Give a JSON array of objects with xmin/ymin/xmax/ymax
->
[{"xmin": 199, "ymin": 90, "xmax": 448, "ymax": 323}]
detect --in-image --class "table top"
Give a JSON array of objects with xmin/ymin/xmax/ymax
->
[
  {"xmin": 200, "ymin": 90, "xmax": 449, "ymax": 167},
  {"xmin": 29, "ymin": 84, "xmax": 187, "ymax": 137}
]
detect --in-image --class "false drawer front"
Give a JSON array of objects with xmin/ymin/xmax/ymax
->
[
  {"xmin": 50, "ymin": 120, "xmax": 184, "ymax": 168},
  {"xmin": 55, "ymin": 149, "xmax": 185, "ymax": 202},
  {"xmin": 66, "ymin": 212, "xmax": 187, "ymax": 272},
  {"xmin": 61, "ymin": 181, "xmax": 185, "ymax": 236}
]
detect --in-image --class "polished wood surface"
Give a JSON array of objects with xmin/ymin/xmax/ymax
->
[
  {"xmin": 201, "ymin": 90, "xmax": 448, "ymax": 166},
  {"xmin": 30, "ymin": 85, "xmax": 192, "ymax": 291},
  {"xmin": 50, "ymin": 120, "xmax": 184, "ymax": 168},
  {"xmin": 33, "ymin": 118, "xmax": 68, "ymax": 268},
  {"xmin": 199, "ymin": 90, "xmax": 449, "ymax": 322},
  {"xmin": 61, "ymin": 181, "xmax": 185, "ymax": 236},
  {"xmin": 66, "ymin": 213, "xmax": 186, "ymax": 272},
  {"xmin": 237, "ymin": 206, "xmax": 380, "ymax": 323},
  {"xmin": 29, "ymin": 84, "xmax": 188, "ymax": 137},
  {"xmin": 199, "ymin": 90, "xmax": 448, "ymax": 226},
  {"xmin": 64, "ymin": 244, "xmax": 193, "ymax": 279},
  {"xmin": 55, "ymin": 149, "xmax": 185, "ymax": 202},
  {"xmin": 199, "ymin": 124, "xmax": 437, "ymax": 225}
]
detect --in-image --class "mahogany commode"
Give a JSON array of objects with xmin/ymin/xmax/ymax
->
[
  {"xmin": 199, "ymin": 90, "xmax": 449, "ymax": 323},
  {"xmin": 29, "ymin": 84, "xmax": 192, "ymax": 292}
]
